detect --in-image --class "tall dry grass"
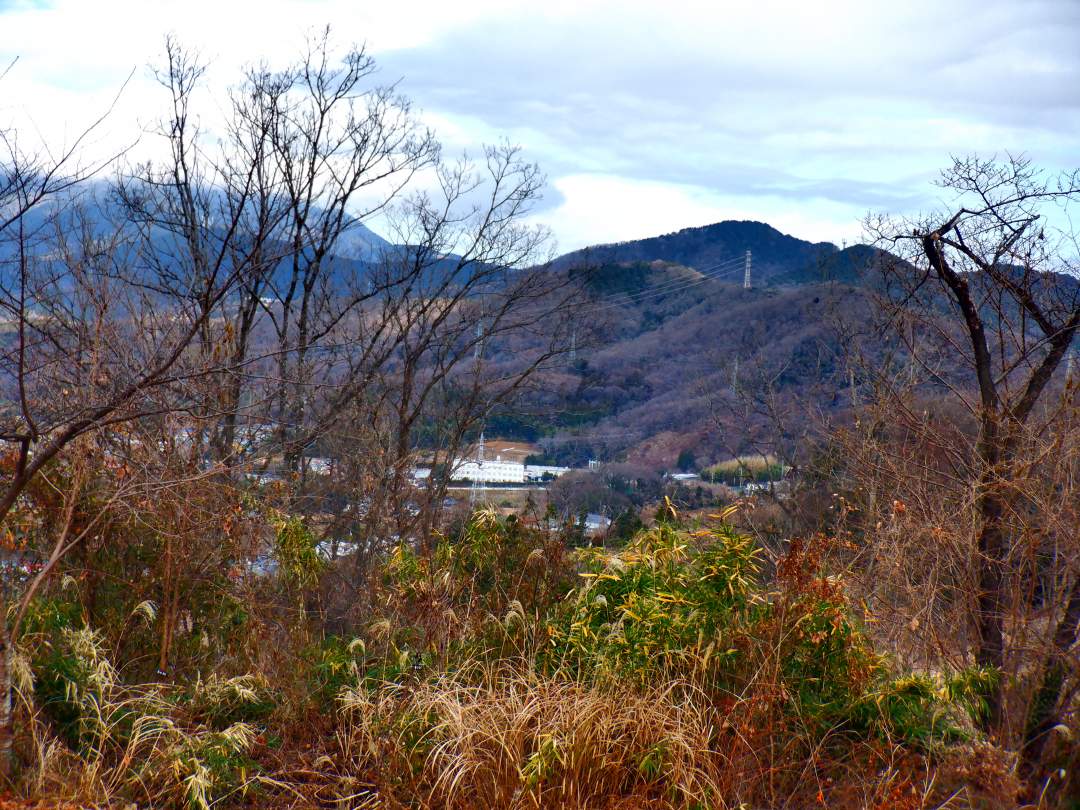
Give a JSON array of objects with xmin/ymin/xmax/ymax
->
[
  {"xmin": 11, "ymin": 626, "xmax": 267, "ymax": 809},
  {"xmin": 337, "ymin": 666, "xmax": 725, "ymax": 808},
  {"xmin": 325, "ymin": 663, "xmax": 1020, "ymax": 809}
]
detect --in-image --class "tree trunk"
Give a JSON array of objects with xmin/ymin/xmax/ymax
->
[
  {"xmin": 0, "ymin": 604, "xmax": 13, "ymax": 780},
  {"xmin": 972, "ymin": 413, "xmax": 1011, "ymax": 734},
  {"xmin": 1020, "ymin": 572, "xmax": 1080, "ymax": 779},
  {"xmin": 974, "ymin": 483, "xmax": 1009, "ymax": 731}
]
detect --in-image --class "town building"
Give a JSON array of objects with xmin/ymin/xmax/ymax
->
[
  {"xmin": 524, "ymin": 464, "xmax": 571, "ymax": 481},
  {"xmin": 452, "ymin": 458, "xmax": 526, "ymax": 483}
]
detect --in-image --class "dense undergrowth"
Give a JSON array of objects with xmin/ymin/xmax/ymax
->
[{"xmin": 8, "ymin": 508, "xmax": 1019, "ymax": 808}]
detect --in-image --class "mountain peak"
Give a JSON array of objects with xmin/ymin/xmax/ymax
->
[{"xmin": 554, "ymin": 219, "xmax": 840, "ymax": 283}]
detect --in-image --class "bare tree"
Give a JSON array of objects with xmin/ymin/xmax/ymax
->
[
  {"xmin": 861, "ymin": 154, "xmax": 1080, "ymax": 769},
  {"xmin": 0, "ymin": 29, "xmax": 578, "ymax": 777},
  {"xmin": 0, "ymin": 39, "xmax": 275, "ymax": 774},
  {"xmin": 273, "ymin": 143, "xmax": 579, "ymax": 606}
]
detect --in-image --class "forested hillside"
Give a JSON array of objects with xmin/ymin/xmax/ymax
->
[{"xmin": 495, "ymin": 224, "xmax": 884, "ymax": 470}]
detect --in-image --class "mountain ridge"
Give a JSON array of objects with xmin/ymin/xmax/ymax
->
[{"xmin": 551, "ymin": 219, "xmax": 846, "ymax": 285}]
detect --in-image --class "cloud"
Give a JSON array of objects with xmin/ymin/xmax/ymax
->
[
  {"xmin": 0, "ymin": 1, "xmax": 49, "ymax": 10},
  {"xmin": 535, "ymin": 174, "xmax": 867, "ymax": 255},
  {"xmin": 1, "ymin": 0, "xmax": 1077, "ymax": 249},
  {"xmin": 377, "ymin": 0, "xmax": 1080, "ymax": 244}
]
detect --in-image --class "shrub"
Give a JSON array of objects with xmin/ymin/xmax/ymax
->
[
  {"xmin": 173, "ymin": 673, "xmax": 277, "ymax": 730},
  {"xmin": 18, "ymin": 622, "xmax": 264, "ymax": 808},
  {"xmin": 14, "ymin": 513, "xmax": 1008, "ymax": 808},
  {"xmin": 544, "ymin": 521, "xmax": 990, "ymax": 752},
  {"xmin": 369, "ymin": 509, "xmax": 575, "ymax": 664},
  {"xmin": 542, "ymin": 521, "xmax": 761, "ymax": 683}
]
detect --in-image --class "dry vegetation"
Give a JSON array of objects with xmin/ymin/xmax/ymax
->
[{"xmin": 3, "ymin": 508, "xmax": 1026, "ymax": 808}]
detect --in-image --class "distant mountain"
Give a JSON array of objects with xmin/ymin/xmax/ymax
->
[
  {"xmin": 552, "ymin": 220, "xmax": 844, "ymax": 285},
  {"xmin": 510, "ymin": 219, "xmax": 1067, "ymax": 470},
  {"xmin": 0, "ymin": 182, "xmax": 397, "ymax": 291},
  {"xmin": 771, "ymin": 244, "xmax": 889, "ymax": 286},
  {"xmin": 485, "ymin": 221, "xmax": 901, "ymax": 468},
  {"xmin": 323, "ymin": 222, "xmax": 393, "ymax": 262}
]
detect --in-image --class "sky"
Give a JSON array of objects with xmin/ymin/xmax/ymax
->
[{"xmin": 1, "ymin": 0, "xmax": 1077, "ymax": 253}]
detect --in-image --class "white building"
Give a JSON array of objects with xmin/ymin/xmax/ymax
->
[
  {"xmin": 452, "ymin": 458, "xmax": 526, "ymax": 484},
  {"xmin": 448, "ymin": 454, "xmax": 572, "ymax": 485},
  {"xmin": 669, "ymin": 472, "xmax": 700, "ymax": 482},
  {"xmin": 303, "ymin": 456, "xmax": 332, "ymax": 474},
  {"xmin": 524, "ymin": 464, "xmax": 571, "ymax": 481}
]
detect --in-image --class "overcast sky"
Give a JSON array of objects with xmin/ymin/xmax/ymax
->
[{"xmin": 1, "ymin": 0, "xmax": 1077, "ymax": 252}]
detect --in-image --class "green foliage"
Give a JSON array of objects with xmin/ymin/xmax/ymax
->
[
  {"xmin": 374, "ymin": 509, "xmax": 575, "ymax": 660},
  {"xmin": 174, "ymin": 674, "xmax": 277, "ymax": 731},
  {"xmin": 31, "ymin": 626, "xmax": 106, "ymax": 750},
  {"xmin": 771, "ymin": 577, "xmax": 879, "ymax": 728},
  {"xmin": 305, "ymin": 636, "xmax": 378, "ymax": 708},
  {"xmin": 676, "ymin": 448, "xmax": 696, "ymax": 472},
  {"xmin": 571, "ymin": 260, "xmax": 655, "ymax": 296},
  {"xmin": 298, "ymin": 512, "xmax": 576, "ymax": 716},
  {"xmin": 14, "ymin": 509, "xmax": 1004, "ymax": 808},
  {"xmin": 20, "ymin": 596, "xmax": 128, "ymax": 752},
  {"xmin": 543, "ymin": 522, "xmax": 761, "ymax": 682},
  {"xmin": 20, "ymin": 593, "xmax": 84, "ymax": 637},
  {"xmin": 272, "ymin": 514, "xmax": 323, "ymax": 590},
  {"xmin": 19, "ymin": 618, "xmax": 262, "ymax": 809},
  {"xmin": 521, "ymin": 732, "xmax": 562, "ymax": 788},
  {"xmin": 169, "ymin": 724, "xmax": 259, "ymax": 810},
  {"xmin": 543, "ymin": 521, "xmax": 988, "ymax": 751},
  {"xmin": 609, "ymin": 508, "xmax": 644, "ymax": 545},
  {"xmin": 637, "ymin": 739, "xmax": 670, "ymax": 781}
]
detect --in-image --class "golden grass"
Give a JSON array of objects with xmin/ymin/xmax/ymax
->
[
  {"xmin": 328, "ymin": 663, "xmax": 1020, "ymax": 810},
  {"xmin": 706, "ymin": 454, "xmax": 780, "ymax": 475},
  {"xmin": 12, "ymin": 629, "xmax": 262, "ymax": 810},
  {"xmin": 9, "ymin": 516, "xmax": 1024, "ymax": 810},
  {"xmin": 337, "ymin": 665, "xmax": 727, "ymax": 809}
]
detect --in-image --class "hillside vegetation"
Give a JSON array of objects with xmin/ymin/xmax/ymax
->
[{"xmin": 10, "ymin": 509, "xmax": 1014, "ymax": 809}]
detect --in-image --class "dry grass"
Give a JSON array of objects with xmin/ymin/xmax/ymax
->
[
  {"xmin": 337, "ymin": 666, "xmax": 724, "ymax": 809},
  {"xmin": 12, "ymin": 628, "xmax": 263, "ymax": 810},
  {"xmin": 326, "ymin": 663, "xmax": 1021, "ymax": 810}
]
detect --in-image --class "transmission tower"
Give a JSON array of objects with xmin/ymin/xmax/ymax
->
[
  {"xmin": 743, "ymin": 250, "xmax": 752, "ymax": 289},
  {"xmin": 469, "ymin": 431, "xmax": 486, "ymax": 506},
  {"xmin": 473, "ymin": 320, "xmax": 484, "ymax": 362}
]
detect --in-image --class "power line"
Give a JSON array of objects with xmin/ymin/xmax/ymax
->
[
  {"xmin": 586, "ymin": 255, "xmax": 745, "ymax": 311},
  {"xmin": 540, "ymin": 430, "xmax": 647, "ymax": 443},
  {"xmin": 585, "ymin": 254, "xmax": 748, "ymax": 312},
  {"xmin": 549, "ymin": 250, "xmax": 754, "ymax": 449}
]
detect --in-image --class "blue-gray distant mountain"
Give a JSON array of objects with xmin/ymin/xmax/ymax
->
[
  {"xmin": 324, "ymin": 221, "xmax": 393, "ymax": 262},
  {"xmin": 0, "ymin": 182, "xmax": 400, "ymax": 292},
  {"xmin": 552, "ymin": 220, "xmax": 852, "ymax": 284}
]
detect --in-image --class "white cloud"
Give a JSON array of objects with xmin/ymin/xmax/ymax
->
[
  {"xmin": 2, "ymin": 0, "xmax": 1077, "ymax": 252},
  {"xmin": 539, "ymin": 174, "xmax": 863, "ymax": 252}
]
